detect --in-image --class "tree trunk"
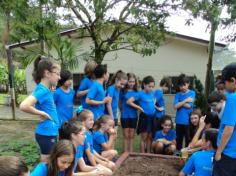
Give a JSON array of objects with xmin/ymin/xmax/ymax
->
[
  {"xmin": 205, "ymin": 21, "xmax": 217, "ymax": 98},
  {"xmin": 94, "ymin": 48, "xmax": 105, "ymax": 64}
]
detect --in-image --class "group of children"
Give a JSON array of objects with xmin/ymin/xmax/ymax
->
[{"xmin": 1, "ymin": 55, "xmax": 236, "ymax": 176}]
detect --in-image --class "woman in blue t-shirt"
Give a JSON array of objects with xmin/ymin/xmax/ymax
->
[
  {"xmin": 120, "ymin": 73, "xmax": 138, "ymax": 152},
  {"xmin": 20, "ymin": 56, "xmax": 61, "ymax": 162},
  {"xmin": 179, "ymin": 128, "xmax": 218, "ymax": 176},
  {"xmin": 54, "ymin": 70, "xmax": 75, "ymax": 125},
  {"xmin": 127, "ymin": 76, "xmax": 156, "ymax": 153},
  {"xmin": 76, "ymin": 61, "xmax": 97, "ymax": 108},
  {"xmin": 152, "ymin": 115, "xmax": 176, "ymax": 155},
  {"xmin": 31, "ymin": 140, "xmax": 75, "ymax": 176}
]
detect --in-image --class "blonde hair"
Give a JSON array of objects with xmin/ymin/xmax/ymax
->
[{"xmin": 84, "ymin": 60, "xmax": 97, "ymax": 78}]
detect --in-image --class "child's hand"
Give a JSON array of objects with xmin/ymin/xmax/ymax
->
[
  {"xmin": 156, "ymin": 106, "xmax": 164, "ymax": 112},
  {"xmin": 139, "ymin": 107, "xmax": 144, "ymax": 113},
  {"xmin": 40, "ymin": 111, "xmax": 52, "ymax": 121},
  {"xmin": 108, "ymin": 128, "xmax": 116, "ymax": 135},
  {"xmin": 199, "ymin": 115, "xmax": 206, "ymax": 130},
  {"xmin": 103, "ymin": 96, "xmax": 112, "ymax": 104},
  {"xmin": 184, "ymin": 97, "xmax": 193, "ymax": 103}
]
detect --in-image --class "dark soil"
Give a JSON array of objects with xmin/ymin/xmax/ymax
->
[{"xmin": 113, "ymin": 156, "xmax": 184, "ymax": 176}]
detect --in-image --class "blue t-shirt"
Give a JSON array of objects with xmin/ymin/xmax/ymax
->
[
  {"xmin": 73, "ymin": 140, "xmax": 89, "ymax": 171},
  {"xmin": 174, "ymin": 90, "xmax": 195, "ymax": 125},
  {"xmin": 182, "ymin": 150, "xmax": 214, "ymax": 176},
  {"xmin": 105, "ymin": 85, "xmax": 120, "ymax": 119},
  {"xmin": 54, "ymin": 87, "xmax": 75, "ymax": 125},
  {"xmin": 32, "ymin": 83, "xmax": 60, "ymax": 136},
  {"xmin": 31, "ymin": 162, "xmax": 65, "ymax": 176},
  {"xmin": 154, "ymin": 129, "xmax": 176, "ymax": 141},
  {"xmin": 77, "ymin": 76, "xmax": 93, "ymax": 108},
  {"xmin": 85, "ymin": 130, "xmax": 94, "ymax": 153},
  {"xmin": 87, "ymin": 81, "xmax": 105, "ymax": 121},
  {"xmin": 120, "ymin": 90, "xmax": 138, "ymax": 119},
  {"xmin": 154, "ymin": 89, "xmax": 165, "ymax": 118},
  {"xmin": 93, "ymin": 130, "xmax": 108, "ymax": 154},
  {"xmin": 217, "ymin": 92, "xmax": 236, "ymax": 158},
  {"xmin": 135, "ymin": 90, "xmax": 156, "ymax": 116}
]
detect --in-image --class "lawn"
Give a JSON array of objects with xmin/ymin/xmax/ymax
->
[
  {"xmin": 0, "ymin": 93, "xmax": 27, "ymax": 105},
  {"xmin": 0, "ymin": 120, "xmax": 140, "ymax": 169}
]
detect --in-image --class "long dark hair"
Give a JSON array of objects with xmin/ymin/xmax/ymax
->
[
  {"xmin": 59, "ymin": 121, "xmax": 84, "ymax": 140},
  {"xmin": 47, "ymin": 140, "xmax": 75, "ymax": 176},
  {"xmin": 32, "ymin": 55, "xmax": 59, "ymax": 84},
  {"xmin": 204, "ymin": 128, "xmax": 218, "ymax": 150}
]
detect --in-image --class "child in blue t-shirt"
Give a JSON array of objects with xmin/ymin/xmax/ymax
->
[
  {"xmin": 74, "ymin": 109, "xmax": 115, "ymax": 172},
  {"xmin": 213, "ymin": 63, "xmax": 236, "ymax": 176},
  {"xmin": 54, "ymin": 70, "xmax": 75, "ymax": 125},
  {"xmin": 31, "ymin": 140, "xmax": 75, "ymax": 176},
  {"xmin": 127, "ymin": 76, "xmax": 156, "ymax": 153},
  {"xmin": 174, "ymin": 74, "xmax": 195, "ymax": 150},
  {"xmin": 152, "ymin": 115, "xmax": 176, "ymax": 155},
  {"xmin": 93, "ymin": 115, "xmax": 118, "ymax": 160},
  {"xmin": 105, "ymin": 70, "xmax": 128, "ymax": 127},
  {"xmin": 179, "ymin": 128, "xmax": 218, "ymax": 176},
  {"xmin": 20, "ymin": 56, "xmax": 61, "ymax": 162},
  {"xmin": 77, "ymin": 61, "xmax": 97, "ymax": 108},
  {"xmin": 120, "ymin": 73, "xmax": 138, "ymax": 152},
  {"xmin": 59, "ymin": 121, "xmax": 107, "ymax": 175},
  {"xmin": 86, "ymin": 64, "xmax": 111, "ymax": 121}
]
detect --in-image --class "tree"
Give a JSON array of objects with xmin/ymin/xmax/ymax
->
[
  {"xmin": 57, "ymin": 0, "xmax": 176, "ymax": 64},
  {"xmin": 182, "ymin": 0, "xmax": 236, "ymax": 97}
]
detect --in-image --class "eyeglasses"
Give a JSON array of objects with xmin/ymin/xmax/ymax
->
[{"xmin": 163, "ymin": 124, "xmax": 172, "ymax": 127}]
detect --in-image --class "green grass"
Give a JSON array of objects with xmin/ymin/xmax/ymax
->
[{"xmin": 0, "ymin": 93, "xmax": 27, "ymax": 105}]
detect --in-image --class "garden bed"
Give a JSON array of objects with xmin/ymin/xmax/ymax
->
[{"xmin": 114, "ymin": 152, "xmax": 184, "ymax": 176}]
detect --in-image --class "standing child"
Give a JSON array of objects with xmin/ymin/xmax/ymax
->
[
  {"xmin": 152, "ymin": 115, "xmax": 176, "ymax": 155},
  {"xmin": 174, "ymin": 74, "xmax": 195, "ymax": 150},
  {"xmin": 120, "ymin": 73, "xmax": 138, "ymax": 152},
  {"xmin": 0, "ymin": 156, "xmax": 29, "ymax": 176},
  {"xmin": 179, "ymin": 128, "xmax": 218, "ymax": 176},
  {"xmin": 20, "ymin": 56, "xmax": 61, "ymax": 162},
  {"xmin": 86, "ymin": 64, "xmax": 111, "ymax": 121},
  {"xmin": 54, "ymin": 70, "xmax": 75, "ymax": 125},
  {"xmin": 77, "ymin": 61, "xmax": 97, "ymax": 108},
  {"xmin": 213, "ymin": 63, "xmax": 236, "ymax": 176},
  {"xmin": 31, "ymin": 140, "xmax": 75, "ymax": 176},
  {"xmin": 127, "ymin": 76, "xmax": 156, "ymax": 153},
  {"xmin": 106, "ymin": 70, "xmax": 128, "ymax": 127},
  {"xmin": 74, "ymin": 109, "xmax": 115, "ymax": 171},
  {"xmin": 93, "ymin": 115, "xmax": 118, "ymax": 160}
]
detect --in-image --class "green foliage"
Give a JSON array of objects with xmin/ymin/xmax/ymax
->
[
  {"xmin": 60, "ymin": 0, "xmax": 174, "ymax": 63},
  {"xmin": 193, "ymin": 75, "xmax": 207, "ymax": 113},
  {"xmin": 0, "ymin": 140, "xmax": 39, "ymax": 168}
]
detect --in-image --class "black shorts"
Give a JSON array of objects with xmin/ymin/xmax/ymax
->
[
  {"xmin": 114, "ymin": 118, "xmax": 118, "ymax": 127},
  {"xmin": 35, "ymin": 134, "xmax": 57, "ymax": 155},
  {"xmin": 137, "ymin": 113, "xmax": 155, "ymax": 134},
  {"xmin": 121, "ymin": 118, "xmax": 137, "ymax": 129},
  {"xmin": 152, "ymin": 118, "xmax": 162, "ymax": 138},
  {"xmin": 213, "ymin": 153, "xmax": 236, "ymax": 176}
]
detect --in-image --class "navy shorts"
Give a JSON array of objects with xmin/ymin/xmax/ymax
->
[
  {"xmin": 121, "ymin": 118, "xmax": 137, "ymax": 129},
  {"xmin": 35, "ymin": 134, "xmax": 57, "ymax": 154},
  {"xmin": 137, "ymin": 113, "xmax": 155, "ymax": 134},
  {"xmin": 213, "ymin": 153, "xmax": 236, "ymax": 176}
]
